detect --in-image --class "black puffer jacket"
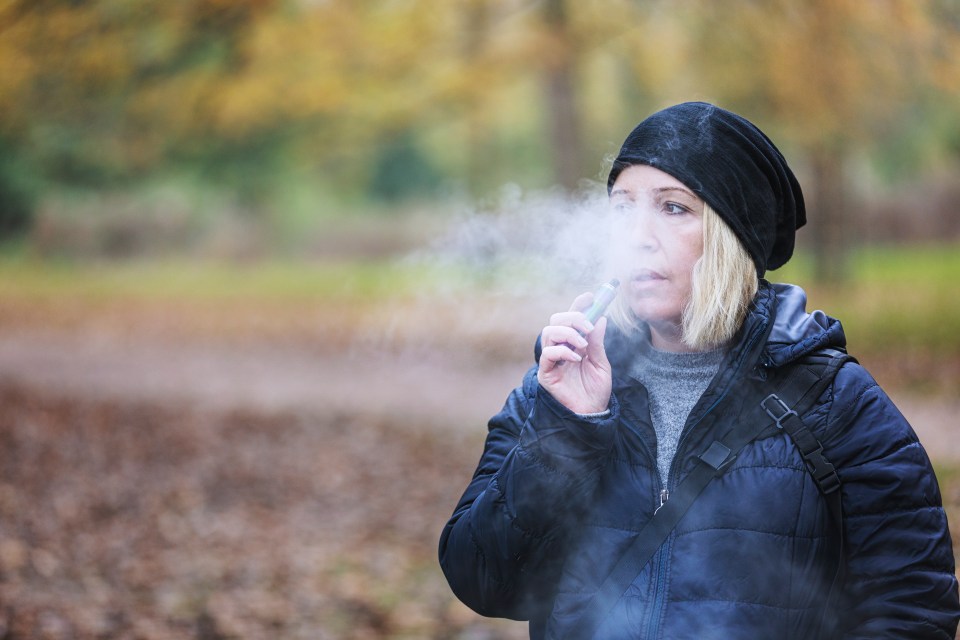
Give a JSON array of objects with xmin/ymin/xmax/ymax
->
[{"xmin": 439, "ymin": 282, "xmax": 960, "ymax": 638}]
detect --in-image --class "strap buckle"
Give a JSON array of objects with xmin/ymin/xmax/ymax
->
[
  {"xmin": 761, "ymin": 393, "xmax": 798, "ymax": 429},
  {"xmin": 807, "ymin": 449, "xmax": 843, "ymax": 495},
  {"xmin": 699, "ymin": 441, "xmax": 733, "ymax": 471}
]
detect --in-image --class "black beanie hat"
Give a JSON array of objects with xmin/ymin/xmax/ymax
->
[{"xmin": 607, "ymin": 102, "xmax": 805, "ymax": 276}]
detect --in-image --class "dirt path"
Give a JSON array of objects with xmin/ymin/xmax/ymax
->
[
  {"xmin": 0, "ymin": 328, "xmax": 957, "ymax": 461},
  {"xmin": 0, "ymin": 329, "xmax": 524, "ymax": 428}
]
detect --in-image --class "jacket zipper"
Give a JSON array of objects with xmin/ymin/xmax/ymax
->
[
  {"xmin": 655, "ymin": 489, "xmax": 669, "ymax": 514},
  {"xmin": 646, "ymin": 542, "xmax": 670, "ymax": 638},
  {"xmin": 643, "ymin": 323, "xmax": 767, "ymax": 637}
]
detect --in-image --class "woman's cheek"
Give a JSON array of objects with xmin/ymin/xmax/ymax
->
[{"xmin": 609, "ymin": 241, "xmax": 633, "ymax": 281}]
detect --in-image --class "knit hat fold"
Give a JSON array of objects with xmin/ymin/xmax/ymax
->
[{"xmin": 608, "ymin": 102, "xmax": 805, "ymax": 275}]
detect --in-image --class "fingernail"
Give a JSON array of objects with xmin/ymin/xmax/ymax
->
[{"xmin": 584, "ymin": 321, "xmax": 594, "ymax": 333}]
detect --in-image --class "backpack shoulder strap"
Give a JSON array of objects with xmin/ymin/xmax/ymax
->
[
  {"xmin": 762, "ymin": 348, "xmax": 856, "ymax": 635},
  {"xmin": 569, "ymin": 348, "xmax": 854, "ymax": 639},
  {"xmin": 762, "ymin": 347, "xmax": 856, "ymax": 513}
]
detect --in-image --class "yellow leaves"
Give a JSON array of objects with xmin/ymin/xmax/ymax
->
[
  {"xmin": 0, "ymin": 30, "xmax": 35, "ymax": 128},
  {"xmin": 895, "ymin": 0, "xmax": 960, "ymax": 97},
  {"xmin": 647, "ymin": 0, "xmax": 960, "ymax": 147},
  {"xmin": 19, "ymin": 3, "xmax": 135, "ymax": 89},
  {"xmin": 184, "ymin": 0, "xmax": 466, "ymax": 136},
  {"xmin": 208, "ymin": 14, "xmax": 346, "ymax": 132},
  {"xmin": 2, "ymin": 0, "xmax": 956, "ymax": 182},
  {"xmin": 127, "ymin": 66, "xmax": 221, "ymax": 142}
]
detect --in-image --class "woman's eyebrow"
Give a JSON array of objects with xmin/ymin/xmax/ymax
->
[
  {"xmin": 654, "ymin": 186, "xmax": 697, "ymax": 199},
  {"xmin": 610, "ymin": 186, "xmax": 699, "ymax": 200}
]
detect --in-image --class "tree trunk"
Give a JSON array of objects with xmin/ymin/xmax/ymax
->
[
  {"xmin": 542, "ymin": 0, "xmax": 584, "ymax": 191},
  {"xmin": 808, "ymin": 144, "xmax": 849, "ymax": 284},
  {"xmin": 462, "ymin": 0, "xmax": 492, "ymax": 197}
]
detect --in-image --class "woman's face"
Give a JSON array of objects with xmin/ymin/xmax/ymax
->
[{"xmin": 610, "ymin": 164, "xmax": 705, "ymax": 347}]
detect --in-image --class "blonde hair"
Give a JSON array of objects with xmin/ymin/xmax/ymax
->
[{"xmin": 607, "ymin": 204, "xmax": 758, "ymax": 351}]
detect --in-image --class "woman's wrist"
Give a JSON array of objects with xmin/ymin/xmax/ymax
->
[{"xmin": 576, "ymin": 408, "xmax": 611, "ymax": 420}]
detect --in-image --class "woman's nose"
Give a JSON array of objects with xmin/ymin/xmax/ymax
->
[{"xmin": 629, "ymin": 211, "xmax": 658, "ymax": 251}]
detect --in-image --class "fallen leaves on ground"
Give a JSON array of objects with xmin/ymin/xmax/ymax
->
[{"xmin": 0, "ymin": 383, "xmax": 526, "ymax": 639}]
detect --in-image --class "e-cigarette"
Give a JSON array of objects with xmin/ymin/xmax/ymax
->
[
  {"xmin": 555, "ymin": 279, "xmax": 620, "ymax": 360},
  {"xmin": 581, "ymin": 278, "xmax": 620, "ymax": 329},
  {"xmin": 571, "ymin": 278, "xmax": 620, "ymax": 339}
]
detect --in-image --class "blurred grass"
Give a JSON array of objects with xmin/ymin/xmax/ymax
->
[
  {"xmin": 934, "ymin": 462, "xmax": 960, "ymax": 571},
  {"xmin": 0, "ymin": 257, "xmax": 420, "ymax": 301},
  {"xmin": 2, "ymin": 242, "xmax": 958, "ymax": 307},
  {"xmin": 0, "ymin": 242, "xmax": 958, "ymax": 391},
  {"xmin": 774, "ymin": 243, "xmax": 960, "ymax": 395}
]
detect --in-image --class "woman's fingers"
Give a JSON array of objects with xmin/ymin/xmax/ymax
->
[
  {"xmin": 537, "ymin": 289, "xmax": 612, "ymax": 413},
  {"xmin": 544, "ymin": 290, "xmax": 597, "ymax": 333},
  {"xmin": 568, "ymin": 291, "xmax": 594, "ymax": 312},
  {"xmin": 539, "ymin": 288, "xmax": 612, "ymax": 372},
  {"xmin": 548, "ymin": 310, "xmax": 595, "ymax": 338},
  {"xmin": 541, "ymin": 325, "xmax": 588, "ymax": 350},
  {"xmin": 539, "ymin": 326, "xmax": 587, "ymax": 372},
  {"xmin": 539, "ymin": 344, "xmax": 583, "ymax": 371},
  {"xmin": 540, "ymin": 289, "xmax": 606, "ymax": 363},
  {"xmin": 585, "ymin": 316, "xmax": 610, "ymax": 365}
]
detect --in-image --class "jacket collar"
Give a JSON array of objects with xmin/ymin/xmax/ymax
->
[{"xmin": 605, "ymin": 281, "xmax": 778, "ymax": 387}]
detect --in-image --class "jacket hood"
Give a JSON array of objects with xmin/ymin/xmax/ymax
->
[{"xmin": 762, "ymin": 282, "xmax": 846, "ymax": 367}]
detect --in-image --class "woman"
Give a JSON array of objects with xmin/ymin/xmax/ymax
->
[{"xmin": 438, "ymin": 102, "xmax": 960, "ymax": 638}]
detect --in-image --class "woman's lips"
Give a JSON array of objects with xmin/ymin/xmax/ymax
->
[
  {"xmin": 629, "ymin": 269, "xmax": 666, "ymax": 290},
  {"xmin": 631, "ymin": 269, "xmax": 665, "ymax": 282}
]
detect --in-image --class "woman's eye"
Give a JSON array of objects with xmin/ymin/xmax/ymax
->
[
  {"xmin": 664, "ymin": 202, "xmax": 690, "ymax": 215},
  {"xmin": 613, "ymin": 201, "xmax": 635, "ymax": 215}
]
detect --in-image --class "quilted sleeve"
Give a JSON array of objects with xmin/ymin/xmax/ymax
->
[
  {"xmin": 820, "ymin": 363, "xmax": 960, "ymax": 639},
  {"xmin": 438, "ymin": 364, "xmax": 618, "ymax": 620}
]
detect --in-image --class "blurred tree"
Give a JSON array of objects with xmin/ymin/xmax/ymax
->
[
  {"xmin": 643, "ymin": 0, "xmax": 960, "ymax": 282},
  {"xmin": 432, "ymin": 0, "xmax": 641, "ymax": 192},
  {"xmin": 0, "ymin": 0, "xmax": 284, "ymax": 212},
  {"xmin": 540, "ymin": 0, "xmax": 584, "ymax": 191},
  {"xmin": 455, "ymin": 0, "xmax": 500, "ymax": 196},
  {"xmin": 194, "ymin": 0, "xmax": 469, "ymax": 197},
  {"xmin": 0, "ymin": 0, "xmax": 646, "ymax": 220},
  {"xmin": 0, "ymin": 136, "xmax": 34, "ymax": 241},
  {"xmin": 2, "ymin": 0, "xmax": 956, "ymax": 253},
  {"xmin": 369, "ymin": 130, "xmax": 444, "ymax": 202}
]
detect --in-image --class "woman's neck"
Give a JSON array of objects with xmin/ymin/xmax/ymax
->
[{"xmin": 648, "ymin": 322, "xmax": 699, "ymax": 353}]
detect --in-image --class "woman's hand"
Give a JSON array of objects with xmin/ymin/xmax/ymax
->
[{"xmin": 537, "ymin": 292, "xmax": 612, "ymax": 415}]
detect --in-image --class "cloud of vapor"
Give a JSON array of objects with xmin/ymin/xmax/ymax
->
[
  {"xmin": 354, "ymin": 183, "xmax": 621, "ymax": 362},
  {"xmin": 411, "ymin": 182, "xmax": 619, "ymax": 296}
]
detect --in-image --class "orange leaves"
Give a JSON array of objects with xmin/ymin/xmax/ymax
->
[
  {"xmin": 1, "ymin": 0, "xmax": 956, "ymax": 195},
  {"xmin": 668, "ymin": 0, "xmax": 959, "ymax": 146}
]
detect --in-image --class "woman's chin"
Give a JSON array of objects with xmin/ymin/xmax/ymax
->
[{"xmin": 628, "ymin": 301, "xmax": 682, "ymax": 325}]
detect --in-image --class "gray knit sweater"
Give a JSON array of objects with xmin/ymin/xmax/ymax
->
[{"xmin": 630, "ymin": 343, "xmax": 724, "ymax": 486}]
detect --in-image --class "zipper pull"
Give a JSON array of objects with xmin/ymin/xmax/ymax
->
[{"xmin": 655, "ymin": 489, "xmax": 669, "ymax": 515}]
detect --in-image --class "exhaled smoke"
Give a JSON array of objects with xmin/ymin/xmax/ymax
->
[
  {"xmin": 408, "ymin": 182, "xmax": 618, "ymax": 296},
  {"xmin": 351, "ymin": 182, "xmax": 619, "ymax": 361}
]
